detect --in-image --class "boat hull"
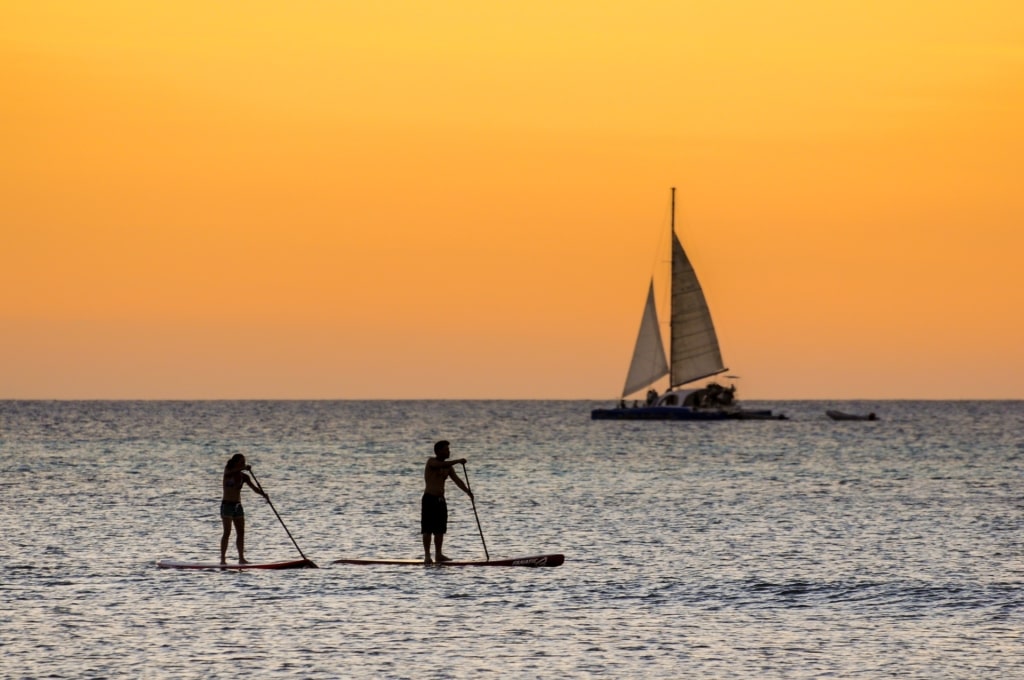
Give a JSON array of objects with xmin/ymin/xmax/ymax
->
[
  {"xmin": 727, "ymin": 409, "xmax": 788, "ymax": 420},
  {"xmin": 591, "ymin": 406, "xmax": 729, "ymax": 420},
  {"xmin": 592, "ymin": 406, "xmax": 786, "ymax": 421},
  {"xmin": 826, "ymin": 410, "xmax": 877, "ymax": 421}
]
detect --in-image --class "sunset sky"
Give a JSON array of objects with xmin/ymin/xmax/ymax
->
[{"xmin": 3, "ymin": 1, "xmax": 1022, "ymax": 399}]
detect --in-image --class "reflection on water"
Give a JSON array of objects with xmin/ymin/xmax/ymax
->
[{"xmin": 2, "ymin": 400, "xmax": 1022, "ymax": 678}]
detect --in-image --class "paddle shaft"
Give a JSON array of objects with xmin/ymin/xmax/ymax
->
[
  {"xmin": 460, "ymin": 462, "xmax": 489, "ymax": 562},
  {"xmin": 247, "ymin": 468, "xmax": 317, "ymax": 568}
]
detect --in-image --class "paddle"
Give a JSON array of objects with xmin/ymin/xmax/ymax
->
[
  {"xmin": 460, "ymin": 462, "xmax": 489, "ymax": 562},
  {"xmin": 247, "ymin": 467, "xmax": 318, "ymax": 568}
]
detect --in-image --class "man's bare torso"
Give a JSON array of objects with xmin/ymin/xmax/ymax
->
[{"xmin": 424, "ymin": 459, "xmax": 451, "ymax": 497}]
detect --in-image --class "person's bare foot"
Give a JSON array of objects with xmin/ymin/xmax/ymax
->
[
  {"xmin": 239, "ymin": 558, "xmax": 250, "ymax": 564},
  {"xmin": 437, "ymin": 554, "xmax": 452, "ymax": 562},
  {"xmin": 424, "ymin": 556, "xmax": 433, "ymax": 564}
]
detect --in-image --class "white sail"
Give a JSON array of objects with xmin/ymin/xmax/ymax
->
[
  {"xmin": 622, "ymin": 281, "xmax": 670, "ymax": 397},
  {"xmin": 670, "ymin": 232, "xmax": 725, "ymax": 385}
]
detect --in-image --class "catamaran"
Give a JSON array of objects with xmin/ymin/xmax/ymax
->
[{"xmin": 592, "ymin": 188, "xmax": 784, "ymax": 421}]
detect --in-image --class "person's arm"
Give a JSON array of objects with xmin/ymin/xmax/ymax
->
[
  {"xmin": 448, "ymin": 469, "xmax": 473, "ymax": 499},
  {"xmin": 242, "ymin": 473, "xmax": 268, "ymax": 499},
  {"xmin": 428, "ymin": 457, "xmax": 467, "ymax": 470}
]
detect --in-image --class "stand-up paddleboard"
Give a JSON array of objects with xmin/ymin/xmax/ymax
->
[
  {"xmin": 157, "ymin": 558, "xmax": 316, "ymax": 570},
  {"xmin": 331, "ymin": 554, "xmax": 564, "ymax": 567}
]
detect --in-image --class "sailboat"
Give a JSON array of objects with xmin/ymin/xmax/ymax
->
[{"xmin": 591, "ymin": 188, "xmax": 784, "ymax": 421}]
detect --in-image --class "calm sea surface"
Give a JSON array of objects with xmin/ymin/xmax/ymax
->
[{"xmin": 2, "ymin": 400, "xmax": 1022, "ymax": 678}]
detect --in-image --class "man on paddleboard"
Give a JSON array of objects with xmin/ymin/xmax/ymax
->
[
  {"xmin": 221, "ymin": 453, "xmax": 268, "ymax": 564},
  {"xmin": 422, "ymin": 440, "xmax": 472, "ymax": 564}
]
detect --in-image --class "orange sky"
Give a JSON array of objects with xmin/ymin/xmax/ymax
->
[{"xmin": 2, "ymin": 1, "xmax": 1023, "ymax": 399}]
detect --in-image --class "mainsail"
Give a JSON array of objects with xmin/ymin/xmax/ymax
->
[
  {"xmin": 621, "ymin": 281, "xmax": 669, "ymax": 397},
  {"xmin": 669, "ymin": 231, "xmax": 725, "ymax": 387}
]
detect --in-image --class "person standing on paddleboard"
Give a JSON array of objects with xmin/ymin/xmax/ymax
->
[
  {"xmin": 220, "ymin": 453, "xmax": 268, "ymax": 564},
  {"xmin": 422, "ymin": 440, "xmax": 473, "ymax": 564}
]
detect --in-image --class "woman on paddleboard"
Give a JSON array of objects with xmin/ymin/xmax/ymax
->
[
  {"xmin": 422, "ymin": 440, "xmax": 472, "ymax": 564},
  {"xmin": 220, "ymin": 453, "xmax": 268, "ymax": 564}
]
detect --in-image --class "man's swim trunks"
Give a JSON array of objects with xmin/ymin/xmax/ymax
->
[
  {"xmin": 421, "ymin": 493, "xmax": 448, "ymax": 535},
  {"xmin": 220, "ymin": 501, "xmax": 244, "ymax": 518}
]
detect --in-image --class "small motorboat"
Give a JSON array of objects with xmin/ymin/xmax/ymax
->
[{"xmin": 826, "ymin": 410, "xmax": 878, "ymax": 421}]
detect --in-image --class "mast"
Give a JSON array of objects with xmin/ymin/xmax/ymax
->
[{"xmin": 669, "ymin": 186, "xmax": 676, "ymax": 388}]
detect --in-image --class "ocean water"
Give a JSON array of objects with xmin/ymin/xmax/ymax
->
[{"xmin": 2, "ymin": 399, "xmax": 1022, "ymax": 679}]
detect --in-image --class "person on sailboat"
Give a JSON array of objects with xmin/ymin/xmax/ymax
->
[
  {"xmin": 220, "ymin": 453, "xmax": 269, "ymax": 564},
  {"xmin": 422, "ymin": 440, "xmax": 473, "ymax": 564}
]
